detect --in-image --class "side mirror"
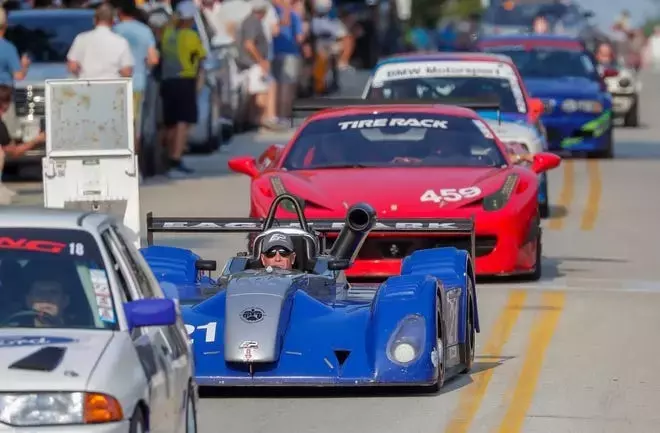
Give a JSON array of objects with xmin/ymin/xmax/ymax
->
[
  {"xmin": 327, "ymin": 258, "xmax": 351, "ymax": 271},
  {"xmin": 531, "ymin": 152, "xmax": 561, "ymax": 174},
  {"xmin": 124, "ymin": 298, "xmax": 177, "ymax": 330},
  {"xmin": 528, "ymin": 98, "xmax": 545, "ymax": 119},
  {"xmin": 228, "ymin": 156, "xmax": 260, "ymax": 178},
  {"xmin": 256, "ymin": 144, "xmax": 284, "ymax": 170},
  {"xmin": 195, "ymin": 259, "xmax": 217, "ymax": 271},
  {"xmin": 602, "ymin": 68, "xmax": 619, "ymax": 78}
]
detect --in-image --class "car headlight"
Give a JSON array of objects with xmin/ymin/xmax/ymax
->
[
  {"xmin": 561, "ymin": 99, "xmax": 602, "ymax": 113},
  {"xmin": 386, "ymin": 314, "xmax": 426, "ymax": 366},
  {"xmin": 483, "ymin": 174, "xmax": 518, "ymax": 212},
  {"xmin": 0, "ymin": 392, "xmax": 123, "ymax": 426}
]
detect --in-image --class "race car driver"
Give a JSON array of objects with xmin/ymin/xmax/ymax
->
[
  {"xmin": 5, "ymin": 280, "xmax": 70, "ymax": 327},
  {"xmin": 260, "ymin": 232, "xmax": 297, "ymax": 270}
]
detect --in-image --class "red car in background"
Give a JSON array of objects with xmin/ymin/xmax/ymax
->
[{"xmin": 228, "ymin": 101, "xmax": 561, "ymax": 280}]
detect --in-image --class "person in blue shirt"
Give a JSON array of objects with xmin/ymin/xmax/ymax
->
[
  {"xmin": 0, "ymin": 6, "xmax": 30, "ymax": 140},
  {"xmin": 114, "ymin": 3, "xmax": 159, "ymax": 151},
  {"xmin": 272, "ymin": 0, "xmax": 304, "ymax": 118}
]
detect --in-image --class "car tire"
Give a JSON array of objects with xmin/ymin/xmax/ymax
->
[
  {"xmin": 624, "ymin": 99, "xmax": 639, "ymax": 127},
  {"xmin": 128, "ymin": 406, "xmax": 147, "ymax": 433},
  {"xmin": 459, "ymin": 285, "xmax": 475, "ymax": 374},
  {"xmin": 527, "ymin": 228, "xmax": 543, "ymax": 282},
  {"xmin": 424, "ymin": 295, "xmax": 446, "ymax": 393},
  {"xmin": 185, "ymin": 384, "xmax": 198, "ymax": 433}
]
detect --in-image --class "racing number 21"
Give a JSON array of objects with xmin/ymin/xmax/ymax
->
[
  {"xmin": 420, "ymin": 187, "xmax": 482, "ymax": 203},
  {"xmin": 185, "ymin": 322, "xmax": 217, "ymax": 343}
]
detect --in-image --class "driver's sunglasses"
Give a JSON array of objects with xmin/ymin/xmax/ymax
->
[{"xmin": 264, "ymin": 248, "xmax": 293, "ymax": 258}]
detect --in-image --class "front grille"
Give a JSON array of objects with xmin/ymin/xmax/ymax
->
[
  {"xmin": 14, "ymin": 87, "xmax": 45, "ymax": 117},
  {"xmin": 545, "ymin": 127, "xmax": 563, "ymax": 143},
  {"xmin": 323, "ymin": 236, "xmax": 497, "ymax": 259}
]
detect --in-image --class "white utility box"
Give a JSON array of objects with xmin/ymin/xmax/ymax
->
[{"xmin": 42, "ymin": 79, "xmax": 141, "ymax": 248}]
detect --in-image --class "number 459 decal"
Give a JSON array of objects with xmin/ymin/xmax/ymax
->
[{"xmin": 420, "ymin": 187, "xmax": 482, "ymax": 203}]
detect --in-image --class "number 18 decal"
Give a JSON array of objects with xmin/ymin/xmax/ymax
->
[{"xmin": 420, "ymin": 187, "xmax": 482, "ymax": 203}]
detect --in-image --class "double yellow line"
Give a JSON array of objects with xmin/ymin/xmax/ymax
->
[
  {"xmin": 548, "ymin": 159, "xmax": 602, "ymax": 231},
  {"xmin": 444, "ymin": 289, "xmax": 566, "ymax": 433}
]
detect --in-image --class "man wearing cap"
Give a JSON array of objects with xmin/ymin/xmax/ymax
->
[
  {"xmin": 67, "ymin": 3, "xmax": 134, "ymax": 79},
  {"xmin": 260, "ymin": 232, "xmax": 296, "ymax": 270},
  {"xmin": 236, "ymin": 0, "xmax": 283, "ymax": 130},
  {"xmin": 160, "ymin": 0, "xmax": 207, "ymax": 177}
]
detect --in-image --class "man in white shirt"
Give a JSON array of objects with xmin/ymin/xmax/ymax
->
[{"xmin": 67, "ymin": 3, "xmax": 134, "ymax": 79}]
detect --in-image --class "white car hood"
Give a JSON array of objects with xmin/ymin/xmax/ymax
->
[
  {"xmin": 0, "ymin": 328, "xmax": 114, "ymax": 392},
  {"xmin": 484, "ymin": 119, "xmax": 544, "ymax": 154}
]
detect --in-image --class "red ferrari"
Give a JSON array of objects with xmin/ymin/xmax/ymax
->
[{"xmin": 228, "ymin": 101, "xmax": 561, "ymax": 279}]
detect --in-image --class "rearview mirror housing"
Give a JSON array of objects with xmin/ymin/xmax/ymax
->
[
  {"xmin": 124, "ymin": 299, "xmax": 177, "ymax": 331},
  {"xmin": 531, "ymin": 152, "xmax": 561, "ymax": 174},
  {"xmin": 228, "ymin": 156, "xmax": 259, "ymax": 178},
  {"xmin": 528, "ymin": 98, "xmax": 545, "ymax": 118}
]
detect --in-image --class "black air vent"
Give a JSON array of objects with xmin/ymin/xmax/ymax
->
[
  {"xmin": 334, "ymin": 350, "xmax": 351, "ymax": 367},
  {"xmin": 9, "ymin": 346, "xmax": 66, "ymax": 372}
]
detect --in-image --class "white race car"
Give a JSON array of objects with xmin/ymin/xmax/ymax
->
[
  {"xmin": 0, "ymin": 208, "xmax": 198, "ymax": 433},
  {"xmin": 485, "ymin": 119, "xmax": 551, "ymax": 218},
  {"xmin": 603, "ymin": 65, "xmax": 640, "ymax": 127}
]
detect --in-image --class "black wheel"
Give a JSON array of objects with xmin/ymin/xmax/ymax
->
[
  {"xmin": 185, "ymin": 384, "xmax": 198, "ymax": 433},
  {"xmin": 128, "ymin": 406, "xmax": 147, "ymax": 433},
  {"xmin": 426, "ymin": 295, "xmax": 446, "ymax": 392},
  {"xmin": 526, "ymin": 228, "xmax": 543, "ymax": 282},
  {"xmin": 459, "ymin": 285, "xmax": 475, "ymax": 374},
  {"xmin": 624, "ymin": 99, "xmax": 639, "ymax": 127}
]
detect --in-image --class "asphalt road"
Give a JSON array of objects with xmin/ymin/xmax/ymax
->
[{"xmin": 9, "ymin": 70, "xmax": 660, "ymax": 432}]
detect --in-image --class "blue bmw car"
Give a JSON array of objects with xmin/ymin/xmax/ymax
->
[{"xmin": 478, "ymin": 35, "xmax": 614, "ymax": 158}]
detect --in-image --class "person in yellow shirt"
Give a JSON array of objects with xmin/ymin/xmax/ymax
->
[{"xmin": 160, "ymin": 0, "xmax": 206, "ymax": 177}]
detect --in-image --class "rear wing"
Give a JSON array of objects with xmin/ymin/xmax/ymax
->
[
  {"xmin": 291, "ymin": 95, "xmax": 501, "ymax": 124},
  {"xmin": 146, "ymin": 213, "xmax": 477, "ymax": 259}
]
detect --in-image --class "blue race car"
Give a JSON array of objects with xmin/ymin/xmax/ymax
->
[
  {"xmin": 141, "ymin": 194, "xmax": 479, "ymax": 390},
  {"xmin": 478, "ymin": 35, "xmax": 614, "ymax": 158}
]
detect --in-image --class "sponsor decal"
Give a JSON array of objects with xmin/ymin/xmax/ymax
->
[
  {"xmin": 338, "ymin": 118, "xmax": 449, "ymax": 130},
  {"xmin": 0, "ymin": 336, "xmax": 77, "ymax": 348},
  {"xmin": 239, "ymin": 341, "xmax": 259, "ymax": 361},
  {"xmin": 240, "ymin": 307, "xmax": 265, "ymax": 323}
]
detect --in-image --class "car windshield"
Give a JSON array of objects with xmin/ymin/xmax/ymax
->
[
  {"xmin": 482, "ymin": 1, "xmax": 571, "ymax": 27},
  {"xmin": 6, "ymin": 13, "xmax": 94, "ymax": 63},
  {"xmin": 367, "ymin": 77, "xmax": 525, "ymax": 114},
  {"xmin": 367, "ymin": 61, "xmax": 528, "ymax": 114},
  {"xmin": 282, "ymin": 113, "xmax": 507, "ymax": 170},
  {"xmin": 484, "ymin": 47, "xmax": 599, "ymax": 80},
  {"xmin": 0, "ymin": 228, "xmax": 118, "ymax": 330}
]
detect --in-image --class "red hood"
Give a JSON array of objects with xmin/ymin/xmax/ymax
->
[{"xmin": 266, "ymin": 167, "xmax": 512, "ymax": 217}]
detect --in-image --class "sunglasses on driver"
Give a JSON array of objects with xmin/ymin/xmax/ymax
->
[{"xmin": 264, "ymin": 248, "xmax": 293, "ymax": 258}]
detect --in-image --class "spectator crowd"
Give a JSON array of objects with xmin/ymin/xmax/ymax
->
[{"xmin": 0, "ymin": 0, "xmax": 357, "ymax": 196}]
